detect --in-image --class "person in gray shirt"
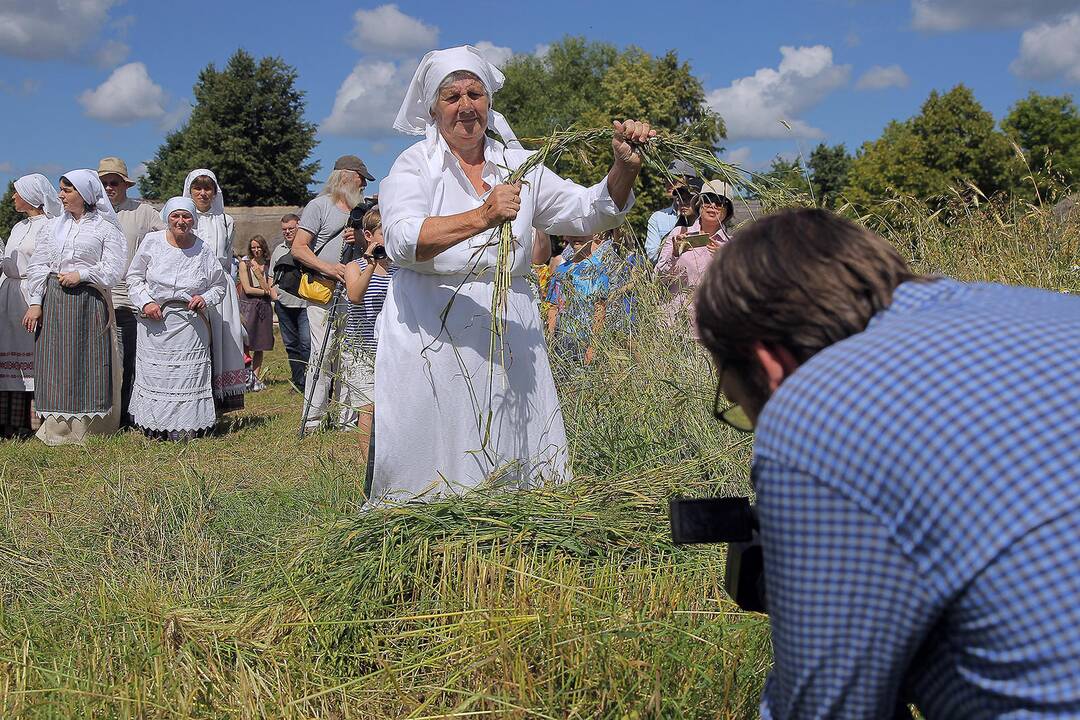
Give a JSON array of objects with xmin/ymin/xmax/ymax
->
[
  {"xmin": 290, "ymin": 154, "xmax": 374, "ymax": 431},
  {"xmin": 269, "ymin": 213, "xmax": 310, "ymax": 392}
]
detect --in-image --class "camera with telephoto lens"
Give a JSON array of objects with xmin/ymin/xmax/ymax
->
[{"xmin": 669, "ymin": 496, "xmax": 766, "ymax": 613}]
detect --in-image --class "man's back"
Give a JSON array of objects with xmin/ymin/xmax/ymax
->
[{"xmin": 754, "ymin": 278, "xmax": 1080, "ymax": 718}]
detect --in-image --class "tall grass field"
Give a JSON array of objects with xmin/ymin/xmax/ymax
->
[{"xmin": 1, "ymin": 197, "xmax": 1076, "ymax": 718}]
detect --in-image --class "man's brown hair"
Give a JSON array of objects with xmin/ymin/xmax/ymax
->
[{"xmin": 696, "ymin": 208, "xmax": 919, "ymax": 367}]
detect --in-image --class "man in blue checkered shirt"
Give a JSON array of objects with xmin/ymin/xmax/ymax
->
[{"xmin": 695, "ymin": 208, "xmax": 1080, "ymax": 718}]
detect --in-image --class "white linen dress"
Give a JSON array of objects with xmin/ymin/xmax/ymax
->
[
  {"xmin": 0, "ymin": 215, "xmax": 50, "ymax": 392},
  {"xmin": 374, "ymin": 133, "xmax": 633, "ymax": 501},
  {"xmin": 125, "ymin": 232, "xmax": 228, "ymax": 434},
  {"xmin": 193, "ymin": 210, "xmax": 247, "ymax": 407}
]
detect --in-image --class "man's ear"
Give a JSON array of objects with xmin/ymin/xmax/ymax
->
[{"xmin": 751, "ymin": 342, "xmax": 800, "ymax": 393}]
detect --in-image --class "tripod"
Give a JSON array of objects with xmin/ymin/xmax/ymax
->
[{"xmin": 298, "ymin": 240, "xmax": 351, "ymax": 439}]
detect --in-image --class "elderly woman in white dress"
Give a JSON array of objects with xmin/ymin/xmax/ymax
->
[
  {"xmin": 374, "ymin": 45, "xmax": 653, "ymax": 501},
  {"xmin": 23, "ymin": 170, "xmax": 126, "ymax": 445},
  {"xmin": 0, "ymin": 174, "xmax": 61, "ymax": 437},
  {"xmin": 125, "ymin": 198, "xmax": 228, "ymax": 440},
  {"xmin": 182, "ymin": 169, "xmax": 246, "ymax": 412}
]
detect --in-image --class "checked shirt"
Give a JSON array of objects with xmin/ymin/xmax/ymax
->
[{"xmin": 753, "ymin": 278, "xmax": 1080, "ymax": 719}]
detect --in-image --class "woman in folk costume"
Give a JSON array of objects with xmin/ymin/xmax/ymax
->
[
  {"xmin": 374, "ymin": 45, "xmax": 653, "ymax": 501},
  {"xmin": 22, "ymin": 170, "xmax": 126, "ymax": 445},
  {"xmin": 182, "ymin": 169, "xmax": 246, "ymax": 412},
  {"xmin": 0, "ymin": 174, "xmax": 61, "ymax": 437},
  {"xmin": 125, "ymin": 198, "xmax": 228, "ymax": 440}
]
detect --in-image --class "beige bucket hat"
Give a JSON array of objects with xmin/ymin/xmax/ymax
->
[{"xmin": 97, "ymin": 157, "xmax": 135, "ymax": 186}]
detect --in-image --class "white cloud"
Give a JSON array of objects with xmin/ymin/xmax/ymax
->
[
  {"xmin": 93, "ymin": 39, "xmax": 129, "ymax": 68},
  {"xmin": 724, "ymin": 147, "xmax": 753, "ymax": 168},
  {"xmin": 533, "ymin": 43, "xmax": 552, "ymax": 59},
  {"xmin": 1011, "ymin": 12, "xmax": 1080, "ymax": 82},
  {"xmin": 323, "ymin": 59, "xmax": 419, "ymax": 137},
  {"xmin": 78, "ymin": 62, "xmax": 167, "ymax": 124},
  {"xmin": 912, "ymin": 0, "xmax": 1080, "ymax": 31},
  {"xmin": 0, "ymin": 0, "xmax": 120, "ymax": 60},
  {"xmin": 706, "ymin": 46, "xmax": 850, "ymax": 140},
  {"xmin": 474, "ymin": 40, "xmax": 514, "ymax": 68},
  {"xmin": 856, "ymin": 64, "xmax": 910, "ymax": 90},
  {"xmin": 350, "ymin": 4, "xmax": 438, "ymax": 56}
]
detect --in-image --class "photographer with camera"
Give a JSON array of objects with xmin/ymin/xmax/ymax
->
[
  {"xmin": 290, "ymin": 155, "xmax": 375, "ymax": 432},
  {"xmin": 693, "ymin": 208, "xmax": 1080, "ymax": 718},
  {"xmin": 340, "ymin": 206, "xmax": 396, "ymax": 455}
]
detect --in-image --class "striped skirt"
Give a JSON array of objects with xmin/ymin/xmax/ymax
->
[{"xmin": 33, "ymin": 276, "xmax": 120, "ymax": 442}]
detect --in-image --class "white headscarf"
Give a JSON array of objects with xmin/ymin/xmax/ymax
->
[
  {"xmin": 13, "ymin": 173, "xmax": 62, "ymax": 218},
  {"xmin": 56, "ymin": 169, "xmax": 122, "ymax": 239},
  {"xmin": 160, "ymin": 196, "xmax": 198, "ymax": 224},
  {"xmin": 393, "ymin": 45, "xmax": 522, "ymax": 149},
  {"xmin": 182, "ymin": 168, "xmax": 226, "ymax": 215}
]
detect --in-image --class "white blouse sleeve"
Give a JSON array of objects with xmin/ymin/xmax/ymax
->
[
  {"xmin": 24, "ymin": 222, "xmax": 60, "ymax": 305},
  {"xmin": 78, "ymin": 223, "xmax": 128, "ymax": 289},
  {"xmin": 125, "ymin": 241, "xmax": 154, "ymax": 310},
  {"xmin": 380, "ymin": 152, "xmax": 431, "ymax": 268},
  {"xmin": 200, "ymin": 251, "xmax": 228, "ymax": 307},
  {"xmin": 531, "ymin": 166, "xmax": 635, "ymax": 237}
]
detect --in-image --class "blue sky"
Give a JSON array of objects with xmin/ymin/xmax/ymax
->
[{"xmin": 2, "ymin": 0, "xmax": 1079, "ymax": 197}]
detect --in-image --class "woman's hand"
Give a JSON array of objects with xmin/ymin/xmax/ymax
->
[
  {"xmin": 58, "ymin": 271, "xmax": 81, "ymax": 288},
  {"xmin": 22, "ymin": 305, "xmax": 42, "ymax": 333},
  {"xmin": 344, "ymin": 227, "xmax": 356, "ymax": 245},
  {"xmin": 706, "ymin": 238, "xmax": 724, "ymax": 255},
  {"xmin": 143, "ymin": 302, "xmax": 163, "ymax": 321},
  {"xmin": 188, "ymin": 295, "xmax": 206, "ymax": 311},
  {"xmin": 479, "ymin": 183, "xmax": 521, "ymax": 229},
  {"xmin": 611, "ymin": 119, "xmax": 655, "ymax": 170}
]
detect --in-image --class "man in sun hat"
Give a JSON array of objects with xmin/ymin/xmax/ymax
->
[
  {"xmin": 98, "ymin": 156, "xmax": 164, "ymax": 428},
  {"xmin": 645, "ymin": 159, "xmax": 703, "ymax": 264}
]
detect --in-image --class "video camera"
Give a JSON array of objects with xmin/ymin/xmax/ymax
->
[
  {"xmin": 669, "ymin": 496, "xmax": 766, "ymax": 613},
  {"xmin": 342, "ymin": 196, "xmax": 379, "ymax": 263}
]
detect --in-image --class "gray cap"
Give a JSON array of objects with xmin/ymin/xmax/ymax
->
[
  {"xmin": 667, "ymin": 159, "xmax": 699, "ymax": 179},
  {"xmin": 333, "ymin": 155, "xmax": 376, "ymax": 181}
]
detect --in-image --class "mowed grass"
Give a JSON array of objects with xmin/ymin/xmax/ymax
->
[
  {"xmin": 1, "ymin": 196, "xmax": 1075, "ymax": 719},
  {"xmin": 0, "ymin": 287, "xmax": 767, "ymax": 718}
]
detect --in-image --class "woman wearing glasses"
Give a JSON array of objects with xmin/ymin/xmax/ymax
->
[{"xmin": 656, "ymin": 179, "xmax": 736, "ymax": 335}]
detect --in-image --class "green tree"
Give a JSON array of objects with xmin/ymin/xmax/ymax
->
[
  {"xmin": 808, "ymin": 143, "xmax": 852, "ymax": 206},
  {"xmin": 499, "ymin": 37, "xmax": 725, "ymax": 234},
  {"xmin": 1002, "ymin": 92, "xmax": 1080, "ymax": 195},
  {"xmin": 752, "ymin": 156, "xmax": 813, "ymax": 199},
  {"xmin": 140, "ymin": 49, "xmax": 318, "ymax": 205},
  {"xmin": 0, "ymin": 182, "xmax": 21, "ymax": 242},
  {"xmin": 845, "ymin": 85, "xmax": 1017, "ymax": 208}
]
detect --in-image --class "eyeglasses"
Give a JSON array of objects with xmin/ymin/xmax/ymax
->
[
  {"xmin": 712, "ymin": 370, "xmax": 754, "ymax": 433},
  {"xmin": 101, "ymin": 178, "xmax": 125, "ymax": 188},
  {"xmin": 700, "ymin": 194, "xmax": 726, "ymax": 206}
]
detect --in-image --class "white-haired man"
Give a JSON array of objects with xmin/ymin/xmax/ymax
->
[{"xmin": 290, "ymin": 155, "xmax": 374, "ymax": 432}]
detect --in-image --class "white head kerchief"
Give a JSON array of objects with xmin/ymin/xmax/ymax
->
[
  {"xmin": 182, "ymin": 168, "xmax": 226, "ymax": 215},
  {"xmin": 392, "ymin": 45, "xmax": 522, "ymax": 149},
  {"xmin": 14, "ymin": 173, "xmax": 62, "ymax": 218},
  {"xmin": 57, "ymin": 169, "xmax": 122, "ymax": 238},
  {"xmin": 161, "ymin": 196, "xmax": 198, "ymax": 225}
]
